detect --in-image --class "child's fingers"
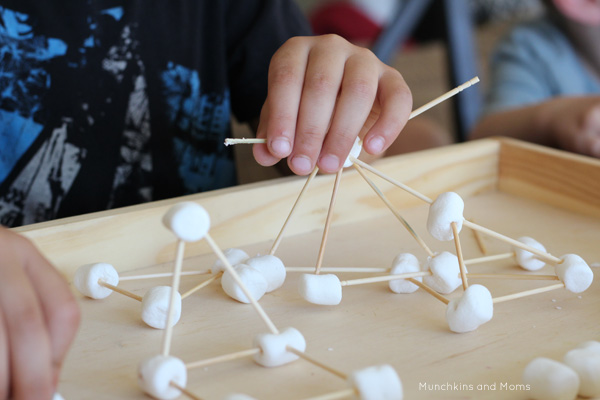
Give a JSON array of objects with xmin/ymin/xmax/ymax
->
[{"xmin": 0, "ymin": 309, "xmax": 9, "ymax": 399}]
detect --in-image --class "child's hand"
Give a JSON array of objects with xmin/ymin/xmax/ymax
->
[
  {"xmin": 0, "ymin": 227, "xmax": 80, "ymax": 399},
  {"xmin": 253, "ymin": 34, "xmax": 412, "ymax": 175},
  {"xmin": 544, "ymin": 96, "xmax": 600, "ymax": 157}
]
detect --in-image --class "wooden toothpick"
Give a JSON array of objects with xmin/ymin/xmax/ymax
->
[
  {"xmin": 462, "ymin": 220, "xmax": 562, "ymax": 264},
  {"xmin": 353, "ymin": 163, "xmax": 434, "ymax": 257},
  {"xmin": 205, "ymin": 233, "xmax": 279, "ymax": 335},
  {"xmin": 169, "ymin": 381, "xmax": 205, "ymax": 400},
  {"xmin": 467, "ymin": 273, "xmax": 559, "ymax": 281},
  {"xmin": 492, "ymin": 283, "xmax": 566, "ymax": 304},
  {"xmin": 224, "ymin": 137, "xmax": 266, "ymax": 146},
  {"xmin": 286, "ymin": 347, "xmax": 347, "ymax": 380},
  {"xmin": 302, "ymin": 388, "xmax": 357, "ymax": 400},
  {"xmin": 468, "ymin": 219, "xmax": 488, "ymax": 255},
  {"xmin": 180, "ymin": 273, "xmax": 222, "ymax": 300},
  {"xmin": 463, "ymin": 252, "xmax": 514, "ymax": 265},
  {"xmin": 451, "ymin": 222, "xmax": 468, "ymax": 291},
  {"xmin": 185, "ymin": 348, "xmax": 260, "ymax": 371},
  {"xmin": 119, "ymin": 270, "xmax": 209, "ymax": 281},
  {"xmin": 407, "ymin": 278, "xmax": 450, "ymax": 305},
  {"xmin": 286, "ymin": 266, "xmax": 390, "ymax": 273},
  {"xmin": 270, "ymin": 167, "xmax": 319, "ymax": 255},
  {"xmin": 97, "ymin": 280, "xmax": 143, "ymax": 302},
  {"xmin": 340, "ymin": 271, "xmax": 431, "ymax": 287},
  {"xmin": 315, "ymin": 168, "xmax": 344, "ymax": 275},
  {"xmin": 161, "ymin": 239, "xmax": 186, "ymax": 357}
]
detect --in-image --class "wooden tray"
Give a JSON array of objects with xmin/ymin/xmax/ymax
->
[{"xmin": 17, "ymin": 138, "xmax": 600, "ymax": 400}]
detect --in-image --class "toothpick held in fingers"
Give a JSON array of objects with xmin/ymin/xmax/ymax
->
[{"xmin": 224, "ymin": 137, "xmax": 266, "ymax": 146}]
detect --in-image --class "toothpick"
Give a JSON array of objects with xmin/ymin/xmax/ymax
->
[
  {"xmin": 302, "ymin": 388, "xmax": 357, "ymax": 400},
  {"xmin": 461, "ymin": 220, "xmax": 562, "ymax": 264},
  {"xmin": 463, "ymin": 252, "xmax": 515, "ymax": 265},
  {"xmin": 119, "ymin": 270, "xmax": 209, "ymax": 281},
  {"xmin": 340, "ymin": 271, "xmax": 431, "ymax": 286},
  {"xmin": 180, "ymin": 273, "xmax": 222, "ymax": 300},
  {"xmin": 286, "ymin": 347, "xmax": 347, "ymax": 380},
  {"xmin": 185, "ymin": 348, "xmax": 260, "ymax": 370},
  {"xmin": 353, "ymin": 163, "xmax": 434, "ymax": 257},
  {"xmin": 468, "ymin": 273, "xmax": 559, "ymax": 281},
  {"xmin": 270, "ymin": 167, "xmax": 319, "ymax": 255},
  {"xmin": 169, "ymin": 381, "xmax": 204, "ymax": 400},
  {"xmin": 492, "ymin": 283, "xmax": 566, "ymax": 304},
  {"xmin": 162, "ymin": 239, "xmax": 186, "ymax": 357},
  {"xmin": 407, "ymin": 278, "xmax": 450, "ymax": 305},
  {"xmin": 205, "ymin": 233, "xmax": 279, "ymax": 335},
  {"xmin": 451, "ymin": 222, "xmax": 468, "ymax": 291},
  {"xmin": 97, "ymin": 280, "xmax": 143, "ymax": 302},
  {"xmin": 315, "ymin": 168, "xmax": 343, "ymax": 275},
  {"xmin": 224, "ymin": 138, "xmax": 266, "ymax": 146},
  {"xmin": 286, "ymin": 266, "xmax": 390, "ymax": 273},
  {"xmin": 468, "ymin": 220, "xmax": 488, "ymax": 255},
  {"xmin": 349, "ymin": 157, "xmax": 432, "ymax": 204}
]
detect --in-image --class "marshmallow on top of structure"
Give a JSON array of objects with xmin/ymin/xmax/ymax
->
[
  {"xmin": 423, "ymin": 252, "xmax": 463, "ymax": 294},
  {"xmin": 162, "ymin": 201, "xmax": 210, "ymax": 242},
  {"xmin": 514, "ymin": 236, "xmax": 547, "ymax": 271},
  {"xmin": 564, "ymin": 347, "xmax": 600, "ymax": 397},
  {"xmin": 343, "ymin": 137, "xmax": 363, "ymax": 168},
  {"xmin": 522, "ymin": 357, "xmax": 580, "ymax": 400},
  {"xmin": 212, "ymin": 248, "xmax": 249, "ymax": 275},
  {"xmin": 141, "ymin": 286, "xmax": 182, "ymax": 329},
  {"xmin": 348, "ymin": 364, "xmax": 403, "ymax": 400},
  {"xmin": 74, "ymin": 263, "xmax": 119, "ymax": 299},
  {"xmin": 555, "ymin": 254, "xmax": 594, "ymax": 293},
  {"xmin": 298, "ymin": 273, "xmax": 343, "ymax": 305},
  {"xmin": 138, "ymin": 355, "xmax": 187, "ymax": 400},
  {"xmin": 426, "ymin": 192, "xmax": 464, "ymax": 241},
  {"xmin": 388, "ymin": 253, "xmax": 421, "ymax": 294},
  {"xmin": 245, "ymin": 255, "xmax": 286, "ymax": 292},
  {"xmin": 221, "ymin": 264, "xmax": 268, "ymax": 303},
  {"xmin": 253, "ymin": 327, "xmax": 306, "ymax": 367},
  {"xmin": 445, "ymin": 284, "xmax": 493, "ymax": 333}
]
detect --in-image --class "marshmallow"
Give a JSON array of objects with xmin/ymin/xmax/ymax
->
[
  {"xmin": 53, "ymin": 394, "xmax": 65, "ymax": 400},
  {"xmin": 138, "ymin": 355, "xmax": 187, "ymax": 400},
  {"xmin": 388, "ymin": 253, "xmax": 421, "ymax": 294},
  {"xmin": 426, "ymin": 192, "xmax": 464, "ymax": 241},
  {"xmin": 223, "ymin": 395, "xmax": 257, "ymax": 400},
  {"xmin": 253, "ymin": 327, "xmax": 306, "ymax": 367},
  {"xmin": 141, "ymin": 286, "xmax": 182, "ymax": 329},
  {"xmin": 555, "ymin": 254, "xmax": 594, "ymax": 293},
  {"xmin": 514, "ymin": 237, "xmax": 547, "ymax": 271},
  {"xmin": 577, "ymin": 340, "xmax": 600, "ymax": 354},
  {"xmin": 564, "ymin": 348, "xmax": 600, "ymax": 397},
  {"xmin": 221, "ymin": 264, "xmax": 267, "ymax": 303},
  {"xmin": 348, "ymin": 364, "xmax": 403, "ymax": 400},
  {"xmin": 298, "ymin": 273, "xmax": 342, "ymax": 305},
  {"xmin": 343, "ymin": 137, "xmax": 363, "ymax": 168},
  {"xmin": 423, "ymin": 252, "xmax": 463, "ymax": 294},
  {"xmin": 162, "ymin": 202, "xmax": 210, "ymax": 242},
  {"xmin": 445, "ymin": 284, "xmax": 493, "ymax": 333},
  {"xmin": 73, "ymin": 263, "xmax": 119, "ymax": 299},
  {"xmin": 245, "ymin": 255, "xmax": 286, "ymax": 292},
  {"xmin": 522, "ymin": 357, "xmax": 579, "ymax": 400},
  {"xmin": 212, "ymin": 248, "xmax": 250, "ymax": 275}
]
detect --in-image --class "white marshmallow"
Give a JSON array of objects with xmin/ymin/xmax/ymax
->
[
  {"xmin": 162, "ymin": 202, "xmax": 210, "ymax": 242},
  {"xmin": 522, "ymin": 357, "xmax": 579, "ymax": 400},
  {"xmin": 53, "ymin": 394, "xmax": 65, "ymax": 400},
  {"xmin": 576, "ymin": 340, "xmax": 600, "ymax": 354},
  {"xmin": 223, "ymin": 395, "xmax": 257, "ymax": 400},
  {"xmin": 445, "ymin": 284, "xmax": 493, "ymax": 333},
  {"xmin": 138, "ymin": 355, "xmax": 187, "ymax": 400},
  {"xmin": 423, "ymin": 252, "xmax": 463, "ymax": 294},
  {"xmin": 245, "ymin": 255, "xmax": 286, "ymax": 292},
  {"xmin": 555, "ymin": 254, "xmax": 594, "ymax": 293},
  {"xmin": 298, "ymin": 273, "xmax": 342, "ymax": 305},
  {"xmin": 253, "ymin": 327, "xmax": 306, "ymax": 367},
  {"xmin": 388, "ymin": 253, "xmax": 421, "ymax": 294},
  {"xmin": 221, "ymin": 264, "xmax": 267, "ymax": 303},
  {"xmin": 212, "ymin": 248, "xmax": 249, "ymax": 275},
  {"xmin": 73, "ymin": 263, "xmax": 119, "ymax": 299},
  {"xmin": 564, "ymin": 348, "xmax": 600, "ymax": 397},
  {"xmin": 348, "ymin": 364, "xmax": 403, "ymax": 400},
  {"xmin": 426, "ymin": 192, "xmax": 464, "ymax": 241},
  {"xmin": 514, "ymin": 236, "xmax": 547, "ymax": 271},
  {"xmin": 141, "ymin": 286, "xmax": 182, "ymax": 329},
  {"xmin": 343, "ymin": 137, "xmax": 363, "ymax": 168}
]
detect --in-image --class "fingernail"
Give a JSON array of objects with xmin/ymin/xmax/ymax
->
[
  {"xmin": 368, "ymin": 136, "xmax": 385, "ymax": 154},
  {"xmin": 270, "ymin": 138, "xmax": 291, "ymax": 156},
  {"xmin": 319, "ymin": 154, "xmax": 340, "ymax": 171},
  {"xmin": 291, "ymin": 155, "xmax": 312, "ymax": 174}
]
